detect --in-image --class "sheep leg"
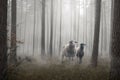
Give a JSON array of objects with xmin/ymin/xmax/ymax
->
[
  {"xmin": 77, "ymin": 57, "xmax": 79, "ymax": 63},
  {"xmin": 79, "ymin": 57, "xmax": 82, "ymax": 64}
]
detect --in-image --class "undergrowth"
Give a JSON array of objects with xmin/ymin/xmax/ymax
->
[{"xmin": 8, "ymin": 59, "xmax": 110, "ymax": 80}]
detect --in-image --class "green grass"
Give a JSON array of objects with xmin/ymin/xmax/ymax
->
[{"xmin": 8, "ymin": 59, "xmax": 110, "ymax": 80}]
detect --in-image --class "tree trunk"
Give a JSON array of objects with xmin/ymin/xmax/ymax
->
[
  {"xmin": 0, "ymin": 0, "xmax": 8, "ymax": 80},
  {"xmin": 91, "ymin": 0, "xmax": 101, "ymax": 67},
  {"xmin": 10, "ymin": 0, "xmax": 17, "ymax": 64},
  {"xmin": 109, "ymin": 0, "xmax": 120, "ymax": 80},
  {"xmin": 33, "ymin": 0, "xmax": 36, "ymax": 56},
  {"xmin": 73, "ymin": 0, "xmax": 76, "ymax": 40},
  {"xmin": 59, "ymin": 0, "xmax": 62, "ymax": 55},
  {"xmin": 41, "ymin": 0, "xmax": 46, "ymax": 56},
  {"xmin": 49, "ymin": 0, "xmax": 53, "ymax": 57}
]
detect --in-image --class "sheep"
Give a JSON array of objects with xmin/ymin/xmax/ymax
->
[
  {"xmin": 61, "ymin": 41, "xmax": 77, "ymax": 62},
  {"xmin": 76, "ymin": 43, "xmax": 86, "ymax": 64}
]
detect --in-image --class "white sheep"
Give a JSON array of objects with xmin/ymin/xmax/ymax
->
[{"xmin": 61, "ymin": 41, "xmax": 78, "ymax": 62}]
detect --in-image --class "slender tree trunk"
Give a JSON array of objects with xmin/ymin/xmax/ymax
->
[
  {"xmin": 47, "ymin": 4, "xmax": 49, "ymax": 54},
  {"xmin": 77, "ymin": 1, "xmax": 80, "ymax": 41},
  {"xmin": 0, "ymin": 0, "xmax": 8, "ymax": 80},
  {"xmin": 103, "ymin": 2, "xmax": 107, "ymax": 54},
  {"xmin": 73, "ymin": 0, "xmax": 76, "ymax": 40},
  {"xmin": 70, "ymin": 0, "xmax": 73, "ymax": 39},
  {"xmin": 49, "ymin": 0, "xmax": 54, "ymax": 57},
  {"xmin": 41, "ymin": 0, "xmax": 46, "ymax": 56},
  {"xmin": 10, "ymin": 0, "xmax": 17, "ymax": 64},
  {"xmin": 33, "ymin": 0, "xmax": 36, "ymax": 56},
  {"xmin": 59, "ymin": 0, "xmax": 62, "ymax": 55},
  {"xmin": 109, "ymin": 0, "xmax": 120, "ymax": 80},
  {"xmin": 91, "ymin": 0, "xmax": 101, "ymax": 67}
]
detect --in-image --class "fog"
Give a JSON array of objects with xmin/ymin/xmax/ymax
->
[{"xmin": 7, "ymin": 0, "xmax": 112, "ymax": 60}]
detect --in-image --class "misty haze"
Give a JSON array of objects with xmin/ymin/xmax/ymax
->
[{"xmin": 1, "ymin": 0, "xmax": 120, "ymax": 80}]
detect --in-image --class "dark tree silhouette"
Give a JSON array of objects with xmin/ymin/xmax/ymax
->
[
  {"xmin": 110, "ymin": 0, "xmax": 120, "ymax": 80},
  {"xmin": 0, "ymin": 0, "xmax": 8, "ymax": 80},
  {"xmin": 10, "ymin": 0, "xmax": 17, "ymax": 64},
  {"xmin": 91, "ymin": 0, "xmax": 101, "ymax": 67},
  {"xmin": 49, "ymin": 0, "xmax": 54, "ymax": 57},
  {"xmin": 41, "ymin": 0, "xmax": 46, "ymax": 56}
]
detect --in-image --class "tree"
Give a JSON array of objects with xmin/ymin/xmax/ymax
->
[
  {"xmin": 91, "ymin": 0, "xmax": 101, "ymax": 67},
  {"xmin": 73, "ymin": 0, "xmax": 76, "ymax": 40},
  {"xmin": 0, "ymin": 0, "xmax": 8, "ymax": 80},
  {"xmin": 109, "ymin": 0, "xmax": 120, "ymax": 80},
  {"xmin": 10, "ymin": 0, "xmax": 17, "ymax": 64},
  {"xmin": 41, "ymin": 0, "xmax": 46, "ymax": 56},
  {"xmin": 33, "ymin": 0, "xmax": 36, "ymax": 55},
  {"xmin": 49, "ymin": 0, "xmax": 54, "ymax": 57},
  {"xmin": 70, "ymin": 0, "xmax": 73, "ymax": 39},
  {"xmin": 59, "ymin": 0, "xmax": 62, "ymax": 55}
]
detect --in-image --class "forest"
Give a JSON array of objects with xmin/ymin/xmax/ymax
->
[{"xmin": 0, "ymin": 0, "xmax": 120, "ymax": 80}]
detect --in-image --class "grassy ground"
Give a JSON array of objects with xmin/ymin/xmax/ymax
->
[{"xmin": 8, "ymin": 57, "xmax": 110, "ymax": 80}]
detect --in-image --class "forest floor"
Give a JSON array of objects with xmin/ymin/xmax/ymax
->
[{"xmin": 8, "ymin": 56, "xmax": 110, "ymax": 80}]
